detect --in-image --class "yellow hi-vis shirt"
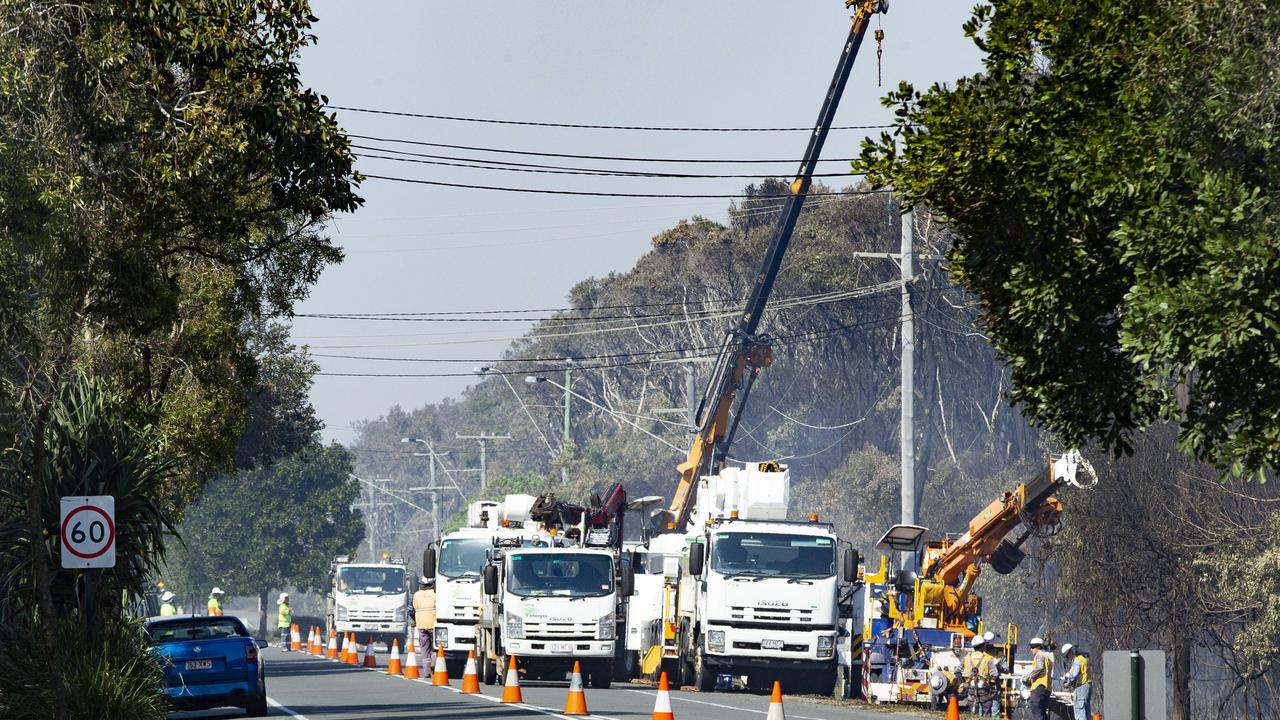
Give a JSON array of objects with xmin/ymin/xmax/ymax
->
[
  {"xmin": 1030, "ymin": 650, "xmax": 1054, "ymax": 690},
  {"xmin": 412, "ymin": 588, "xmax": 436, "ymax": 630},
  {"xmin": 277, "ymin": 602, "xmax": 292, "ymax": 629},
  {"xmin": 1075, "ymin": 655, "xmax": 1090, "ymax": 686},
  {"xmin": 159, "ymin": 602, "xmax": 178, "ymax": 616},
  {"xmin": 207, "ymin": 597, "xmax": 223, "ymax": 616}
]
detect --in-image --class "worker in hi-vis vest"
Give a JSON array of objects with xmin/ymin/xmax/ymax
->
[
  {"xmin": 207, "ymin": 586, "xmax": 225, "ymax": 616},
  {"xmin": 159, "ymin": 590, "xmax": 178, "ymax": 616},
  {"xmin": 1024, "ymin": 637, "xmax": 1054, "ymax": 720},
  {"xmin": 1059, "ymin": 643, "xmax": 1091, "ymax": 720},
  {"xmin": 276, "ymin": 592, "xmax": 293, "ymax": 650}
]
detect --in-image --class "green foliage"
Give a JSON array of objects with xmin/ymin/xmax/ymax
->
[
  {"xmin": 857, "ymin": 0, "xmax": 1280, "ymax": 476},
  {"xmin": 0, "ymin": 614, "xmax": 167, "ymax": 720},
  {"xmin": 168, "ymin": 443, "xmax": 363, "ymax": 599}
]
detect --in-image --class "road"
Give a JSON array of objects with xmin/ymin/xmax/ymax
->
[{"xmin": 174, "ymin": 647, "xmax": 932, "ymax": 720}]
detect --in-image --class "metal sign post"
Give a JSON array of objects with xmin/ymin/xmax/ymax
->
[{"xmin": 61, "ymin": 496, "xmax": 116, "ymax": 638}]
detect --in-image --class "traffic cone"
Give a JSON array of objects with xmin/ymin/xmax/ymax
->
[
  {"xmin": 309, "ymin": 627, "xmax": 318, "ymax": 654},
  {"xmin": 501, "ymin": 655, "xmax": 523, "ymax": 703},
  {"xmin": 563, "ymin": 660, "xmax": 588, "ymax": 715},
  {"xmin": 387, "ymin": 639, "xmax": 402, "ymax": 675},
  {"xmin": 327, "ymin": 629, "xmax": 338, "ymax": 660},
  {"xmin": 460, "ymin": 650, "xmax": 481, "ymax": 694},
  {"xmin": 347, "ymin": 634, "xmax": 361, "ymax": 665},
  {"xmin": 766, "ymin": 681, "xmax": 785, "ymax": 720},
  {"xmin": 290, "ymin": 624, "xmax": 301, "ymax": 651},
  {"xmin": 314, "ymin": 627, "xmax": 323, "ymax": 655},
  {"xmin": 651, "ymin": 671, "xmax": 674, "ymax": 720},
  {"xmin": 431, "ymin": 646, "xmax": 450, "ymax": 686},
  {"xmin": 338, "ymin": 632, "xmax": 349, "ymax": 662},
  {"xmin": 945, "ymin": 695, "xmax": 959, "ymax": 720},
  {"xmin": 404, "ymin": 636, "xmax": 421, "ymax": 679},
  {"xmin": 364, "ymin": 636, "xmax": 378, "ymax": 668}
]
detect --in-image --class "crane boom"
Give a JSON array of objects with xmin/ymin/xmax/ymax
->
[{"xmin": 662, "ymin": 0, "xmax": 887, "ymax": 532}]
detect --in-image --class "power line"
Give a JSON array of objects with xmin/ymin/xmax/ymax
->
[
  {"xmin": 329, "ymin": 104, "xmax": 898, "ymax": 133},
  {"xmin": 346, "ymin": 133, "xmax": 858, "ymax": 165},
  {"xmin": 362, "ymin": 174, "xmax": 889, "ymax": 200}
]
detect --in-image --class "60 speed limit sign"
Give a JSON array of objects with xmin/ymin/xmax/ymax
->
[{"xmin": 60, "ymin": 496, "xmax": 116, "ymax": 569}]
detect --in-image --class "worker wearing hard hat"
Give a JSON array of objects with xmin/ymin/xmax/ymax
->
[
  {"xmin": 207, "ymin": 587, "xmax": 225, "ymax": 616},
  {"xmin": 276, "ymin": 592, "xmax": 293, "ymax": 650},
  {"xmin": 1059, "ymin": 643, "xmax": 1091, "ymax": 720},
  {"xmin": 1024, "ymin": 637, "xmax": 1054, "ymax": 720},
  {"xmin": 965, "ymin": 637, "xmax": 999, "ymax": 717},
  {"xmin": 158, "ymin": 591, "xmax": 178, "ymax": 616},
  {"xmin": 411, "ymin": 575, "xmax": 437, "ymax": 668}
]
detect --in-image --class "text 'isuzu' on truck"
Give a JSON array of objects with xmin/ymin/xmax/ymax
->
[
  {"xmin": 474, "ymin": 485, "xmax": 634, "ymax": 688},
  {"xmin": 325, "ymin": 555, "xmax": 410, "ymax": 650}
]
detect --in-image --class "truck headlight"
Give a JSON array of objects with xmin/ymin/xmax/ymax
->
[
  {"xmin": 394, "ymin": 606, "xmax": 406, "ymax": 622},
  {"xmin": 817, "ymin": 635, "xmax": 834, "ymax": 659},
  {"xmin": 506, "ymin": 614, "xmax": 525, "ymax": 639},
  {"xmin": 337, "ymin": 606, "xmax": 348, "ymax": 621},
  {"xmin": 597, "ymin": 612, "xmax": 615, "ymax": 640},
  {"xmin": 435, "ymin": 627, "xmax": 449, "ymax": 648},
  {"xmin": 707, "ymin": 629, "xmax": 726, "ymax": 653}
]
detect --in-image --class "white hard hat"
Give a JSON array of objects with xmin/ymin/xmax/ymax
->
[
  {"xmin": 1061, "ymin": 643, "xmax": 1074, "ymax": 656},
  {"xmin": 278, "ymin": 592, "xmax": 289, "ymax": 603},
  {"xmin": 210, "ymin": 586, "xmax": 225, "ymax": 595},
  {"xmin": 1029, "ymin": 636, "xmax": 1045, "ymax": 647},
  {"xmin": 420, "ymin": 575, "xmax": 431, "ymax": 585},
  {"xmin": 971, "ymin": 637, "xmax": 985, "ymax": 649},
  {"xmin": 929, "ymin": 673, "xmax": 946, "ymax": 691},
  {"xmin": 983, "ymin": 631, "xmax": 996, "ymax": 642},
  {"xmin": 160, "ymin": 590, "xmax": 175, "ymax": 602}
]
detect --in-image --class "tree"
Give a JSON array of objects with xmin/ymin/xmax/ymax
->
[
  {"xmin": 857, "ymin": 0, "xmax": 1280, "ymax": 477},
  {"xmin": 169, "ymin": 443, "xmax": 362, "ymax": 638}
]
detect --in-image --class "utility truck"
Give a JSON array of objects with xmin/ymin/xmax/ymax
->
[
  {"xmin": 639, "ymin": 463, "xmax": 859, "ymax": 692},
  {"xmin": 325, "ymin": 555, "xmax": 410, "ymax": 651},
  {"xmin": 474, "ymin": 484, "xmax": 634, "ymax": 688}
]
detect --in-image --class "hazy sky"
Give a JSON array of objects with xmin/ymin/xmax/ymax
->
[{"xmin": 295, "ymin": 2, "xmax": 984, "ymax": 444}]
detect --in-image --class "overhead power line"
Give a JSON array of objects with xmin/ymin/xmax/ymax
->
[
  {"xmin": 329, "ymin": 104, "xmax": 897, "ymax": 133},
  {"xmin": 363, "ymin": 173, "xmax": 890, "ymax": 200}
]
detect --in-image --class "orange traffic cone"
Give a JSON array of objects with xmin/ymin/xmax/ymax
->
[
  {"xmin": 501, "ymin": 655, "xmax": 523, "ymax": 703},
  {"xmin": 327, "ymin": 629, "xmax": 338, "ymax": 660},
  {"xmin": 431, "ymin": 646, "xmax": 450, "ymax": 686},
  {"xmin": 563, "ymin": 660, "xmax": 588, "ymax": 715},
  {"xmin": 347, "ymin": 634, "xmax": 361, "ymax": 665},
  {"xmin": 313, "ymin": 627, "xmax": 322, "ymax": 655},
  {"xmin": 290, "ymin": 624, "xmax": 301, "ymax": 651},
  {"xmin": 651, "ymin": 671, "xmax": 674, "ymax": 720},
  {"xmin": 387, "ymin": 639, "xmax": 402, "ymax": 675},
  {"xmin": 338, "ymin": 632, "xmax": 349, "ymax": 662},
  {"xmin": 766, "ymin": 681, "xmax": 785, "ymax": 720},
  {"xmin": 404, "ymin": 636, "xmax": 421, "ymax": 679},
  {"xmin": 363, "ymin": 636, "xmax": 378, "ymax": 668},
  {"xmin": 306, "ymin": 627, "xmax": 315, "ymax": 654},
  {"xmin": 460, "ymin": 650, "xmax": 481, "ymax": 694},
  {"xmin": 945, "ymin": 695, "xmax": 960, "ymax": 720}
]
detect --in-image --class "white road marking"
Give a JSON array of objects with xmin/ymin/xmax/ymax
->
[{"xmin": 266, "ymin": 697, "xmax": 314, "ymax": 719}]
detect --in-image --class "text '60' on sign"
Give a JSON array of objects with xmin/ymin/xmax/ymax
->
[{"xmin": 60, "ymin": 496, "xmax": 116, "ymax": 569}]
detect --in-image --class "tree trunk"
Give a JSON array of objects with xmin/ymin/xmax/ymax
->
[
  {"xmin": 258, "ymin": 590, "xmax": 269, "ymax": 640},
  {"xmin": 28, "ymin": 399, "xmax": 67, "ymax": 720},
  {"xmin": 1171, "ymin": 613, "xmax": 1192, "ymax": 720}
]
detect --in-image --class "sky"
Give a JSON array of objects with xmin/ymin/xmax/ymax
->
[{"xmin": 295, "ymin": 2, "xmax": 984, "ymax": 444}]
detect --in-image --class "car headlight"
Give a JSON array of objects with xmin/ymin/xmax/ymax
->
[
  {"xmin": 394, "ymin": 606, "xmax": 406, "ymax": 622},
  {"xmin": 337, "ymin": 606, "xmax": 348, "ymax": 621},
  {"xmin": 506, "ymin": 614, "xmax": 525, "ymax": 639},
  {"xmin": 597, "ymin": 612, "xmax": 615, "ymax": 640},
  {"xmin": 435, "ymin": 627, "xmax": 449, "ymax": 648},
  {"xmin": 817, "ymin": 635, "xmax": 834, "ymax": 659},
  {"xmin": 707, "ymin": 629, "xmax": 726, "ymax": 653}
]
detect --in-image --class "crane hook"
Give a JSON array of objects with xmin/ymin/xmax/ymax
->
[{"xmin": 874, "ymin": 28, "xmax": 884, "ymax": 87}]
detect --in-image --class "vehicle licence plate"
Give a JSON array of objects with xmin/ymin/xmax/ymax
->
[
  {"xmin": 184, "ymin": 660, "xmax": 213, "ymax": 671},
  {"xmin": 550, "ymin": 642, "xmax": 572, "ymax": 654},
  {"xmin": 761, "ymin": 639, "xmax": 784, "ymax": 650},
  {"xmin": 364, "ymin": 624, "xmax": 379, "ymax": 631}
]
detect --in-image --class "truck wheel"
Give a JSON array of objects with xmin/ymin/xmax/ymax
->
[
  {"xmin": 482, "ymin": 653, "xmax": 497, "ymax": 685},
  {"xmin": 692, "ymin": 647, "xmax": 714, "ymax": 692},
  {"xmin": 589, "ymin": 661, "xmax": 613, "ymax": 689}
]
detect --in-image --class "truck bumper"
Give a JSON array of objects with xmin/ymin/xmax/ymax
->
[
  {"xmin": 704, "ymin": 625, "xmax": 836, "ymax": 667},
  {"xmin": 435, "ymin": 621, "xmax": 478, "ymax": 659},
  {"xmin": 504, "ymin": 639, "xmax": 614, "ymax": 658}
]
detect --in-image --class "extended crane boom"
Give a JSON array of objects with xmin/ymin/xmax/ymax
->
[{"xmin": 661, "ymin": 0, "xmax": 887, "ymax": 532}]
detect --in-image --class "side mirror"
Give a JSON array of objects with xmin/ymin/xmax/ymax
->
[
  {"xmin": 482, "ymin": 564, "xmax": 498, "ymax": 595},
  {"xmin": 688, "ymin": 543, "xmax": 705, "ymax": 577},
  {"xmin": 255, "ymin": 639, "xmax": 268, "ymax": 649},
  {"xmin": 619, "ymin": 565, "xmax": 635, "ymax": 597},
  {"xmin": 423, "ymin": 547, "xmax": 437, "ymax": 579},
  {"xmin": 842, "ymin": 548, "xmax": 861, "ymax": 582}
]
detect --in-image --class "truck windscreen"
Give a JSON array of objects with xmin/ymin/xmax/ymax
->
[
  {"xmin": 507, "ymin": 554, "xmax": 614, "ymax": 598},
  {"xmin": 337, "ymin": 566, "xmax": 405, "ymax": 595},
  {"xmin": 438, "ymin": 538, "xmax": 488, "ymax": 578},
  {"xmin": 711, "ymin": 532, "xmax": 834, "ymax": 578}
]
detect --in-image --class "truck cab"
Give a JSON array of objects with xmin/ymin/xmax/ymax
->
[{"xmin": 326, "ymin": 556, "xmax": 410, "ymax": 650}]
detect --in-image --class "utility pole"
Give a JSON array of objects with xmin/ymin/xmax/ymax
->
[
  {"xmin": 561, "ymin": 368, "xmax": 571, "ymax": 485},
  {"xmin": 900, "ymin": 207, "xmax": 916, "ymax": 528},
  {"xmin": 454, "ymin": 433, "xmax": 511, "ymax": 492}
]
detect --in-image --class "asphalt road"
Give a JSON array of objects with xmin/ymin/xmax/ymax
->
[{"xmin": 172, "ymin": 647, "xmax": 933, "ymax": 720}]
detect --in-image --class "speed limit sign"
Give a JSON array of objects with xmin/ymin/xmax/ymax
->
[{"xmin": 60, "ymin": 496, "xmax": 116, "ymax": 569}]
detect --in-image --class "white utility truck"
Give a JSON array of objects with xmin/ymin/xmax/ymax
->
[
  {"xmin": 325, "ymin": 555, "xmax": 411, "ymax": 650},
  {"xmin": 641, "ymin": 463, "xmax": 859, "ymax": 693},
  {"xmin": 475, "ymin": 485, "xmax": 634, "ymax": 688}
]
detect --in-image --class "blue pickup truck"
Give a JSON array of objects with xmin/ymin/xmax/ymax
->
[{"xmin": 145, "ymin": 615, "xmax": 268, "ymax": 716}]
